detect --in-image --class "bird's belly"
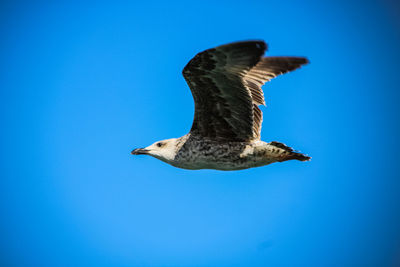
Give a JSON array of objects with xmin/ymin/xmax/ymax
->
[
  {"xmin": 172, "ymin": 139, "xmax": 277, "ymax": 171},
  {"xmin": 173, "ymin": 152, "xmax": 274, "ymax": 171}
]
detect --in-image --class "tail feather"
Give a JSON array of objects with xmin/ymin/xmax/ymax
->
[
  {"xmin": 288, "ymin": 152, "xmax": 311, "ymax": 162},
  {"xmin": 270, "ymin": 141, "xmax": 311, "ymax": 162}
]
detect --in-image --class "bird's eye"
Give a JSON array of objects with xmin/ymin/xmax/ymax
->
[{"xmin": 156, "ymin": 142, "xmax": 163, "ymax": 147}]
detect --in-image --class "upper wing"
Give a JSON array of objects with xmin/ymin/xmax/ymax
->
[{"xmin": 182, "ymin": 40, "xmax": 308, "ymax": 141}]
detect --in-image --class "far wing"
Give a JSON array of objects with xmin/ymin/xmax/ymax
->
[{"xmin": 183, "ymin": 40, "xmax": 308, "ymax": 141}]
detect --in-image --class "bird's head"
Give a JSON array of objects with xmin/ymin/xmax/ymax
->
[{"xmin": 131, "ymin": 138, "xmax": 179, "ymax": 163}]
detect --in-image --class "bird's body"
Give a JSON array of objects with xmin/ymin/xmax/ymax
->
[
  {"xmin": 156, "ymin": 134, "xmax": 309, "ymax": 170},
  {"xmin": 132, "ymin": 40, "xmax": 310, "ymax": 170}
]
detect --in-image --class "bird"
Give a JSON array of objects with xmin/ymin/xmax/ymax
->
[{"xmin": 131, "ymin": 40, "xmax": 310, "ymax": 170}]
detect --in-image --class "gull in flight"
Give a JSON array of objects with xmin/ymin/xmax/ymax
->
[{"xmin": 132, "ymin": 40, "xmax": 310, "ymax": 170}]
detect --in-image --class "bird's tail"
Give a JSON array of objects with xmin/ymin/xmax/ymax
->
[{"xmin": 270, "ymin": 141, "xmax": 311, "ymax": 162}]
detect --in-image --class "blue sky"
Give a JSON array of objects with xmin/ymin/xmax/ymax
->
[{"xmin": 1, "ymin": 0, "xmax": 399, "ymax": 266}]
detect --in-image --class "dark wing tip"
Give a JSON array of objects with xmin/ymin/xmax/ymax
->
[
  {"xmin": 252, "ymin": 56, "xmax": 309, "ymax": 80},
  {"xmin": 182, "ymin": 40, "xmax": 268, "ymax": 78},
  {"xmin": 216, "ymin": 40, "xmax": 267, "ymax": 51},
  {"xmin": 288, "ymin": 56, "xmax": 310, "ymax": 66},
  {"xmin": 215, "ymin": 40, "xmax": 268, "ymax": 61},
  {"xmin": 285, "ymin": 57, "xmax": 309, "ymax": 72}
]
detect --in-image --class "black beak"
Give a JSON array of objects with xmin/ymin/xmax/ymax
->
[{"xmin": 131, "ymin": 148, "xmax": 150, "ymax": 155}]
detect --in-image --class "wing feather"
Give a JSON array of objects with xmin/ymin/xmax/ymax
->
[{"xmin": 182, "ymin": 41, "xmax": 308, "ymax": 141}]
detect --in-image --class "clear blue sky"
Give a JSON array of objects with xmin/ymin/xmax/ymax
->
[{"xmin": 1, "ymin": 1, "xmax": 399, "ymax": 266}]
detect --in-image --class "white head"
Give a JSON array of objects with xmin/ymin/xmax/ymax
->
[{"xmin": 131, "ymin": 138, "xmax": 180, "ymax": 163}]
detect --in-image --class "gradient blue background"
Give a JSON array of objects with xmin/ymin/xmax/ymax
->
[{"xmin": 1, "ymin": 1, "xmax": 400, "ymax": 266}]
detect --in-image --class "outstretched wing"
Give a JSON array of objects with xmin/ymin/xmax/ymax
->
[{"xmin": 182, "ymin": 40, "xmax": 308, "ymax": 141}]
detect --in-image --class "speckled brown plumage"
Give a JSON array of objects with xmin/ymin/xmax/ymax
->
[
  {"xmin": 131, "ymin": 40, "xmax": 310, "ymax": 170},
  {"xmin": 182, "ymin": 40, "xmax": 308, "ymax": 142}
]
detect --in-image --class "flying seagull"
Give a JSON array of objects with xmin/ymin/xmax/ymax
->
[{"xmin": 131, "ymin": 40, "xmax": 310, "ymax": 170}]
